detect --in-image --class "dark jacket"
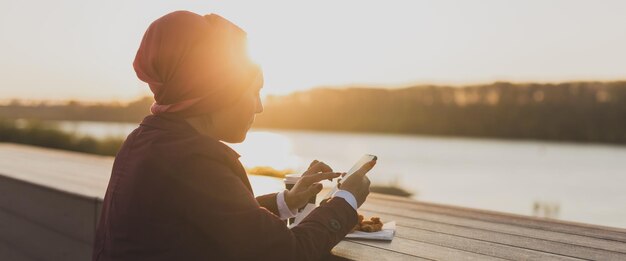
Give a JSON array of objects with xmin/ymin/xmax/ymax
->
[{"xmin": 93, "ymin": 115, "xmax": 357, "ymax": 260}]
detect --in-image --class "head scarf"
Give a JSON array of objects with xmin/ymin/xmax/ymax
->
[{"xmin": 133, "ymin": 11, "xmax": 262, "ymax": 117}]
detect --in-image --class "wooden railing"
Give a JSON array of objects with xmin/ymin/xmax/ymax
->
[{"xmin": 1, "ymin": 143, "xmax": 625, "ymax": 260}]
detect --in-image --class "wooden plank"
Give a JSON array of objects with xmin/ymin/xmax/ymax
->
[
  {"xmin": 367, "ymin": 194, "xmax": 626, "ymax": 242},
  {"xmin": 370, "ymin": 193, "xmax": 626, "ymax": 236},
  {"xmin": 0, "ymin": 209, "xmax": 92, "ymax": 261},
  {"xmin": 345, "ymin": 237, "xmax": 505, "ymax": 260},
  {"xmin": 333, "ymin": 241, "xmax": 430, "ymax": 261},
  {"xmin": 0, "ymin": 175, "xmax": 97, "ymax": 243},
  {"xmin": 360, "ymin": 202, "xmax": 626, "ymax": 255},
  {"xmin": 0, "ymin": 143, "xmax": 112, "ymax": 172},
  {"xmin": 3, "ymin": 143, "xmax": 625, "ymax": 260},
  {"xmin": 359, "ymin": 210, "xmax": 625, "ymax": 260},
  {"xmin": 0, "ymin": 143, "xmax": 111, "ymax": 198},
  {"xmin": 369, "ymin": 193, "xmax": 626, "ymax": 236},
  {"xmin": 0, "ymin": 239, "xmax": 35, "ymax": 261}
]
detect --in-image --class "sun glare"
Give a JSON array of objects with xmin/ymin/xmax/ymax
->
[
  {"xmin": 246, "ymin": 37, "xmax": 263, "ymax": 69},
  {"xmin": 228, "ymin": 131, "xmax": 302, "ymax": 171}
]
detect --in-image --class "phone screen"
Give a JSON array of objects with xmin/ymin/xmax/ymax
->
[{"xmin": 324, "ymin": 154, "xmax": 377, "ymax": 199}]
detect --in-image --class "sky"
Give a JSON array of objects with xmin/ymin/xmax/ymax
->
[{"xmin": 0, "ymin": 0, "xmax": 625, "ymax": 102}]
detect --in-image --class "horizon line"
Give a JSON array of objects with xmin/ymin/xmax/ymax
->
[{"xmin": 2, "ymin": 78, "xmax": 625, "ymax": 106}]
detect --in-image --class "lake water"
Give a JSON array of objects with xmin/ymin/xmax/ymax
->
[{"xmin": 53, "ymin": 120, "xmax": 626, "ymax": 228}]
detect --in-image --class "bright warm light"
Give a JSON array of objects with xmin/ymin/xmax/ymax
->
[
  {"xmin": 228, "ymin": 131, "xmax": 302, "ymax": 170},
  {"xmin": 246, "ymin": 38, "xmax": 262, "ymax": 70},
  {"xmin": 1, "ymin": 1, "xmax": 625, "ymax": 101}
]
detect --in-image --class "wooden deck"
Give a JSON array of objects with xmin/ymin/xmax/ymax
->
[
  {"xmin": 1, "ymin": 142, "xmax": 625, "ymax": 260},
  {"xmin": 334, "ymin": 194, "xmax": 626, "ymax": 260}
]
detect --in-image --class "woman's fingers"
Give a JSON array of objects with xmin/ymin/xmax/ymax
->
[
  {"xmin": 305, "ymin": 183, "xmax": 324, "ymax": 196},
  {"xmin": 300, "ymin": 172, "xmax": 341, "ymax": 185},
  {"xmin": 303, "ymin": 160, "xmax": 333, "ymax": 176},
  {"xmin": 308, "ymin": 160, "xmax": 319, "ymax": 168}
]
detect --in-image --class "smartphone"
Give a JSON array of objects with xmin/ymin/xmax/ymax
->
[{"xmin": 325, "ymin": 154, "xmax": 377, "ymax": 199}]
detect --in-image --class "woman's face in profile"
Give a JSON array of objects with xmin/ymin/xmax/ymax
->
[{"xmin": 211, "ymin": 79, "xmax": 264, "ymax": 143}]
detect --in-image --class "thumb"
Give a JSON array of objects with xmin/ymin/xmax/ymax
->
[{"xmin": 351, "ymin": 160, "xmax": 377, "ymax": 179}]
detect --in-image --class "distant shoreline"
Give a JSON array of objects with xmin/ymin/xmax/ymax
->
[{"xmin": 2, "ymin": 80, "xmax": 626, "ymax": 145}]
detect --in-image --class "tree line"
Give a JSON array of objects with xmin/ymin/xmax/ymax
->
[
  {"xmin": 253, "ymin": 81, "xmax": 626, "ymax": 144},
  {"xmin": 1, "ymin": 81, "xmax": 625, "ymax": 144}
]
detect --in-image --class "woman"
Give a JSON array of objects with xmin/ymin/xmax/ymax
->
[{"xmin": 93, "ymin": 11, "xmax": 375, "ymax": 261}]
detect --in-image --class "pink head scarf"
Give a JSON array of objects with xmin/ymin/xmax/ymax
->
[{"xmin": 133, "ymin": 11, "xmax": 262, "ymax": 117}]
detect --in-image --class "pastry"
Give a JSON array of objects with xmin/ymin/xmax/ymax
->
[{"xmin": 351, "ymin": 214, "xmax": 383, "ymax": 233}]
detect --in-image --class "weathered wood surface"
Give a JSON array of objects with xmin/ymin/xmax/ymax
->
[
  {"xmin": 332, "ymin": 195, "xmax": 626, "ymax": 260},
  {"xmin": 0, "ymin": 143, "xmax": 110, "ymax": 199},
  {"xmin": 0, "ymin": 144, "xmax": 104, "ymax": 260},
  {"xmin": 1, "ymin": 142, "xmax": 626, "ymax": 260}
]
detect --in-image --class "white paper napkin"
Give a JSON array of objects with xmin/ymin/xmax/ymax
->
[
  {"xmin": 344, "ymin": 221, "xmax": 396, "ymax": 241},
  {"xmin": 288, "ymin": 205, "xmax": 396, "ymax": 241}
]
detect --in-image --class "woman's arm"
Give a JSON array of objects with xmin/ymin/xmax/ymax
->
[
  {"xmin": 255, "ymin": 193, "xmax": 280, "ymax": 216},
  {"xmin": 170, "ymin": 153, "xmax": 357, "ymax": 261}
]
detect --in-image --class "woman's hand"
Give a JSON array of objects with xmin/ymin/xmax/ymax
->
[
  {"xmin": 338, "ymin": 159, "xmax": 376, "ymax": 208},
  {"xmin": 284, "ymin": 160, "xmax": 342, "ymax": 210}
]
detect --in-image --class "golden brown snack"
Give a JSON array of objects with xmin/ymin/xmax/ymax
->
[
  {"xmin": 361, "ymin": 222, "xmax": 383, "ymax": 232},
  {"xmin": 351, "ymin": 214, "xmax": 383, "ymax": 233},
  {"xmin": 350, "ymin": 214, "xmax": 365, "ymax": 233}
]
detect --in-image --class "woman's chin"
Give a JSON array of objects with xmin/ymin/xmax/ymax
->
[{"xmin": 223, "ymin": 131, "xmax": 247, "ymax": 143}]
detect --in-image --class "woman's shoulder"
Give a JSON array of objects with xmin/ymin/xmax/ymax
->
[{"xmin": 137, "ymin": 125, "xmax": 236, "ymax": 163}]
